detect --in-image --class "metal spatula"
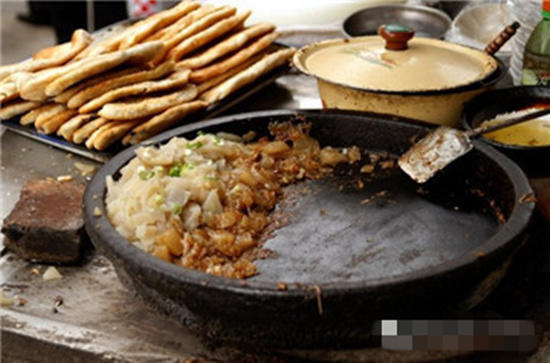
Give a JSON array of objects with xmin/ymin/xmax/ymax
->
[{"xmin": 399, "ymin": 107, "xmax": 550, "ymax": 183}]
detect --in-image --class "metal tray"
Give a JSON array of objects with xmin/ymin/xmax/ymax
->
[{"xmin": 1, "ymin": 63, "xmax": 290, "ymax": 163}]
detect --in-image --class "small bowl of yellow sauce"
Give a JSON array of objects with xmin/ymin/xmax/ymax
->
[
  {"xmin": 481, "ymin": 108, "xmax": 550, "ymax": 147},
  {"xmin": 463, "ymin": 86, "xmax": 550, "ymax": 174}
]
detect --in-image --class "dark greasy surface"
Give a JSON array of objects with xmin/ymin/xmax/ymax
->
[
  {"xmin": 84, "ymin": 109, "xmax": 533, "ymax": 348},
  {"xmin": 2, "ymin": 179, "xmax": 87, "ymax": 263},
  {"xmin": 252, "ymin": 169, "xmax": 498, "ymax": 283}
]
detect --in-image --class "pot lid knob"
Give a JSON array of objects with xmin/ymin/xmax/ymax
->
[{"xmin": 378, "ymin": 24, "xmax": 414, "ymax": 51}]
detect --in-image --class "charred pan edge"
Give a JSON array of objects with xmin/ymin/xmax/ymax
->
[{"xmin": 84, "ymin": 109, "xmax": 534, "ymax": 299}]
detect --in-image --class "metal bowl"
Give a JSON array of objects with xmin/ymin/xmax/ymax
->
[
  {"xmin": 463, "ymin": 86, "xmax": 550, "ymax": 176},
  {"xmin": 342, "ymin": 4, "xmax": 451, "ymax": 39}
]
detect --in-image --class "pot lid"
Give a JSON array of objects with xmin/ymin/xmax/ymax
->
[{"xmin": 294, "ymin": 25, "xmax": 499, "ymax": 92}]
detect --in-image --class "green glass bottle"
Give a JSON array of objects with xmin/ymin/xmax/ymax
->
[{"xmin": 522, "ymin": 0, "xmax": 550, "ymax": 85}]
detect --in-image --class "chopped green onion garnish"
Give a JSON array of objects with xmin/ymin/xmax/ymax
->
[
  {"xmin": 138, "ymin": 169, "xmax": 155, "ymax": 180},
  {"xmin": 169, "ymin": 162, "xmax": 196, "ymax": 177},
  {"xmin": 153, "ymin": 193, "xmax": 164, "ymax": 206},
  {"xmin": 197, "ymin": 131, "xmax": 206, "ymax": 136},
  {"xmin": 182, "ymin": 161, "xmax": 196, "ymax": 171},
  {"xmin": 204, "ymin": 175, "xmax": 219, "ymax": 181},
  {"xmin": 154, "ymin": 166, "xmax": 165, "ymax": 176},
  {"xmin": 186, "ymin": 141, "xmax": 203, "ymax": 150},
  {"xmin": 171, "ymin": 204, "xmax": 183, "ymax": 215},
  {"xmin": 214, "ymin": 135, "xmax": 223, "ymax": 145},
  {"xmin": 168, "ymin": 164, "xmax": 182, "ymax": 177}
]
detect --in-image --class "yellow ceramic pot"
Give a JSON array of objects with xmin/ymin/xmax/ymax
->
[{"xmin": 293, "ymin": 25, "xmax": 505, "ymax": 126}]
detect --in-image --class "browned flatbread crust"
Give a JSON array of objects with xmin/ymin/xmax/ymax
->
[
  {"xmin": 93, "ymin": 119, "xmax": 144, "ymax": 150},
  {"xmin": 0, "ymin": 72, "xmax": 36, "ymax": 103},
  {"xmin": 72, "ymin": 117, "xmax": 109, "ymax": 144},
  {"xmin": 196, "ymin": 53, "xmax": 262, "ymax": 94},
  {"xmin": 201, "ymin": 48, "xmax": 295, "ymax": 104},
  {"xmin": 0, "ymin": 100, "xmax": 41, "ymax": 120},
  {"xmin": 34, "ymin": 104, "xmax": 68, "ymax": 128},
  {"xmin": 20, "ymin": 65, "xmax": 80, "ymax": 101},
  {"xmin": 53, "ymin": 66, "xmax": 145, "ymax": 104},
  {"xmin": 36, "ymin": 109, "xmax": 77, "ymax": 134},
  {"xmin": 167, "ymin": 11, "xmax": 251, "ymax": 62},
  {"xmin": 57, "ymin": 114, "xmax": 96, "ymax": 141},
  {"xmin": 189, "ymin": 31, "xmax": 278, "ymax": 83},
  {"xmin": 68, "ymin": 61, "xmax": 175, "ymax": 109},
  {"xmin": 178, "ymin": 23, "xmax": 275, "ymax": 70},
  {"xmin": 85, "ymin": 122, "xmax": 113, "ymax": 149},
  {"xmin": 150, "ymin": 6, "xmax": 236, "ymax": 65},
  {"xmin": 20, "ymin": 103, "xmax": 55, "ymax": 125},
  {"xmin": 145, "ymin": 4, "xmax": 216, "ymax": 42},
  {"xmin": 98, "ymin": 84, "xmax": 198, "ymax": 120},
  {"xmin": 123, "ymin": 100, "xmax": 207, "ymax": 145},
  {"xmin": 0, "ymin": 29, "xmax": 93, "ymax": 81},
  {"xmin": 78, "ymin": 69, "xmax": 191, "ymax": 114},
  {"xmin": 75, "ymin": 27, "xmax": 128, "ymax": 60},
  {"xmin": 45, "ymin": 41, "xmax": 164, "ymax": 97},
  {"xmin": 118, "ymin": 1, "xmax": 201, "ymax": 50}
]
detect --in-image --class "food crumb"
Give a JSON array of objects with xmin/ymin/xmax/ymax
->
[
  {"xmin": 379, "ymin": 160, "xmax": 395, "ymax": 170},
  {"xmin": 360, "ymin": 164, "xmax": 375, "ymax": 174},
  {"xmin": 277, "ymin": 282, "xmax": 288, "ymax": 291},
  {"xmin": 93, "ymin": 207, "xmax": 102, "ymax": 217},
  {"xmin": 360, "ymin": 197, "xmax": 373, "ymax": 205},
  {"xmin": 66, "ymin": 153, "xmax": 74, "ymax": 159},
  {"xmin": 369, "ymin": 153, "xmax": 381, "ymax": 163},
  {"xmin": 92, "ymin": 194, "xmax": 99, "ymax": 200},
  {"xmin": 0, "ymin": 290, "xmax": 14, "ymax": 307},
  {"xmin": 56, "ymin": 175, "xmax": 73, "ymax": 182},
  {"xmin": 54, "ymin": 296, "xmax": 63, "ymax": 307},
  {"xmin": 338, "ymin": 185, "xmax": 344, "ymax": 191},
  {"xmin": 17, "ymin": 297, "xmax": 28, "ymax": 306},
  {"xmin": 519, "ymin": 192, "xmax": 537, "ymax": 204},
  {"xmin": 312, "ymin": 285, "xmax": 323, "ymax": 315},
  {"xmin": 43, "ymin": 267, "xmax": 63, "ymax": 281},
  {"xmin": 366, "ymin": 237, "xmax": 374, "ymax": 243},
  {"xmin": 242, "ymin": 130, "xmax": 256, "ymax": 142},
  {"xmin": 347, "ymin": 146, "xmax": 362, "ymax": 163},
  {"xmin": 30, "ymin": 268, "xmax": 40, "ymax": 275},
  {"xmin": 357, "ymin": 180, "xmax": 364, "ymax": 189},
  {"xmin": 74, "ymin": 162, "xmax": 96, "ymax": 176},
  {"xmin": 319, "ymin": 208, "xmax": 327, "ymax": 216},
  {"xmin": 416, "ymin": 187, "xmax": 428, "ymax": 195}
]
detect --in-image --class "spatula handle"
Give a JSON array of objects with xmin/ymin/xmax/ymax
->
[
  {"xmin": 467, "ymin": 107, "xmax": 550, "ymax": 138},
  {"xmin": 484, "ymin": 22, "xmax": 520, "ymax": 56}
]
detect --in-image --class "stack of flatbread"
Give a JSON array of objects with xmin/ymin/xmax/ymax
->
[{"xmin": 0, "ymin": 1, "xmax": 295, "ymax": 150}]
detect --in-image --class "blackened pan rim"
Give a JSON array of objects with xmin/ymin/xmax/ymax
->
[{"xmin": 84, "ymin": 109, "xmax": 534, "ymax": 299}]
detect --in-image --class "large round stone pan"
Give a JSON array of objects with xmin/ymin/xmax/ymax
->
[{"xmin": 84, "ymin": 110, "xmax": 534, "ymax": 349}]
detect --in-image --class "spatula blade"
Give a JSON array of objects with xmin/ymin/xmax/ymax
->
[{"xmin": 398, "ymin": 127, "xmax": 473, "ymax": 183}]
